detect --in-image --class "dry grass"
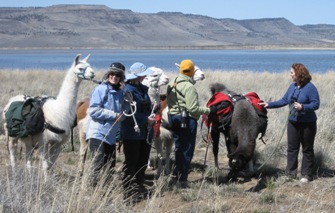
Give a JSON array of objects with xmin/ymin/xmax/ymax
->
[{"xmin": 1, "ymin": 69, "xmax": 335, "ymax": 212}]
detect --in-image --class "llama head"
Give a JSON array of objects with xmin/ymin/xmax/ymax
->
[
  {"xmin": 174, "ymin": 63, "xmax": 205, "ymax": 82},
  {"xmin": 142, "ymin": 66, "xmax": 169, "ymax": 88},
  {"xmin": 193, "ymin": 66, "xmax": 205, "ymax": 81},
  {"xmin": 73, "ymin": 54, "xmax": 95, "ymax": 80}
]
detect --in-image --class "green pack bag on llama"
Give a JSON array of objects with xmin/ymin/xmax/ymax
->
[{"xmin": 5, "ymin": 98, "xmax": 45, "ymax": 138}]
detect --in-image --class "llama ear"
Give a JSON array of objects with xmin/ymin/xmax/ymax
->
[
  {"xmin": 82, "ymin": 54, "xmax": 91, "ymax": 63},
  {"xmin": 75, "ymin": 54, "xmax": 81, "ymax": 65}
]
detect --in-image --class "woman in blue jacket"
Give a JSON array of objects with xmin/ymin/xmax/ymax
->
[
  {"xmin": 260, "ymin": 63, "xmax": 320, "ymax": 183},
  {"xmin": 86, "ymin": 62, "xmax": 126, "ymax": 186},
  {"xmin": 121, "ymin": 62, "xmax": 156, "ymax": 199}
]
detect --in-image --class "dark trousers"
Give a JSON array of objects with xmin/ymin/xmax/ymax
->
[
  {"xmin": 122, "ymin": 139, "xmax": 151, "ymax": 189},
  {"xmin": 286, "ymin": 121, "xmax": 317, "ymax": 178},
  {"xmin": 168, "ymin": 114, "xmax": 198, "ymax": 181},
  {"xmin": 88, "ymin": 138, "xmax": 116, "ymax": 185}
]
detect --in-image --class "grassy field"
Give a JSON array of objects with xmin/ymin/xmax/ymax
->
[{"xmin": 1, "ymin": 68, "xmax": 335, "ymax": 212}]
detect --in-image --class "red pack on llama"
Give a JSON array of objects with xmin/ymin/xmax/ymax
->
[
  {"xmin": 244, "ymin": 92, "xmax": 267, "ymax": 114},
  {"xmin": 203, "ymin": 92, "xmax": 234, "ymax": 128}
]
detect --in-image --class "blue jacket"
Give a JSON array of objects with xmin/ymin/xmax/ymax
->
[
  {"xmin": 267, "ymin": 82, "xmax": 320, "ymax": 123},
  {"xmin": 121, "ymin": 83, "xmax": 153, "ymax": 141},
  {"xmin": 86, "ymin": 82, "xmax": 126, "ymax": 145}
]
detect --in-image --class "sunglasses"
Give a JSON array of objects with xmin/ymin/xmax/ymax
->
[{"xmin": 109, "ymin": 72, "xmax": 122, "ymax": 78}]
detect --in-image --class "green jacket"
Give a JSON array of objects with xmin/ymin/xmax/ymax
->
[{"xmin": 166, "ymin": 74, "xmax": 210, "ymax": 120}]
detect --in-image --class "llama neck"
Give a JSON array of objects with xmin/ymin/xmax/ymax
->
[
  {"xmin": 148, "ymin": 86, "xmax": 160, "ymax": 105},
  {"xmin": 56, "ymin": 68, "xmax": 80, "ymax": 115}
]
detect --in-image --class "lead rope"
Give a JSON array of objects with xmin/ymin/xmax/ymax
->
[
  {"xmin": 123, "ymin": 92, "xmax": 140, "ymax": 133},
  {"xmin": 84, "ymin": 78, "xmax": 141, "ymax": 133},
  {"xmin": 98, "ymin": 92, "xmax": 138, "ymax": 143},
  {"xmin": 257, "ymin": 119, "xmax": 287, "ymax": 171},
  {"xmin": 146, "ymin": 87, "xmax": 160, "ymax": 146}
]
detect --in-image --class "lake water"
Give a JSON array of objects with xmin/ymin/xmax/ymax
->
[{"xmin": 1, "ymin": 49, "xmax": 335, "ymax": 73}]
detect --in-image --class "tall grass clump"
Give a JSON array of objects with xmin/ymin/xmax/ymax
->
[{"xmin": 0, "ymin": 159, "xmax": 174, "ymax": 212}]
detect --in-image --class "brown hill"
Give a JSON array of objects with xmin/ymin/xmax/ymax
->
[{"xmin": 1, "ymin": 4, "xmax": 335, "ymax": 49}]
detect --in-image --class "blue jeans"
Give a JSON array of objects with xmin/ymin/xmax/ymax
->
[{"xmin": 168, "ymin": 114, "xmax": 198, "ymax": 181}]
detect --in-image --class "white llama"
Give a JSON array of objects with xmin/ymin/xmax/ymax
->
[
  {"xmin": 153, "ymin": 64, "xmax": 205, "ymax": 177},
  {"xmin": 75, "ymin": 66, "xmax": 169, "ymax": 175},
  {"xmin": 142, "ymin": 66, "xmax": 170, "ymax": 106},
  {"xmin": 3, "ymin": 54, "xmax": 95, "ymax": 177}
]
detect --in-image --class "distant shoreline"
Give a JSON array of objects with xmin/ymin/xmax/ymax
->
[{"xmin": 2, "ymin": 45, "xmax": 335, "ymax": 51}]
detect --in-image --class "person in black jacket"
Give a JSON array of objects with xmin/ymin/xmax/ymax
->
[{"xmin": 121, "ymin": 62, "xmax": 156, "ymax": 200}]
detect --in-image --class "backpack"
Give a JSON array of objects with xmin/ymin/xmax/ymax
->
[
  {"xmin": 203, "ymin": 92, "xmax": 234, "ymax": 128},
  {"xmin": 5, "ymin": 97, "xmax": 45, "ymax": 138}
]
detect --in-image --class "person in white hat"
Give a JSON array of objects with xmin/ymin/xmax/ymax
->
[{"xmin": 121, "ymin": 62, "xmax": 156, "ymax": 199}]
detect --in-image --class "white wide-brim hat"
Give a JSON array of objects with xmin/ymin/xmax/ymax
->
[{"xmin": 126, "ymin": 62, "xmax": 154, "ymax": 80}]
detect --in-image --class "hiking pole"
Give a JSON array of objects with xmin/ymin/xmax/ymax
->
[
  {"xmin": 204, "ymin": 143, "xmax": 209, "ymax": 166},
  {"xmin": 203, "ymin": 123, "xmax": 212, "ymax": 167},
  {"xmin": 257, "ymin": 119, "xmax": 287, "ymax": 171}
]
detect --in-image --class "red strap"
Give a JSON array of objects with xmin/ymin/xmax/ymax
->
[{"xmin": 153, "ymin": 113, "xmax": 161, "ymax": 138}]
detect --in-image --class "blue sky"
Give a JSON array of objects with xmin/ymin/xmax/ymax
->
[{"xmin": 2, "ymin": 0, "xmax": 335, "ymax": 25}]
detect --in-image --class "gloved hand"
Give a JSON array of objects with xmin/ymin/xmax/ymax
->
[
  {"xmin": 209, "ymin": 105, "xmax": 218, "ymax": 114},
  {"xmin": 207, "ymin": 106, "xmax": 217, "ymax": 122}
]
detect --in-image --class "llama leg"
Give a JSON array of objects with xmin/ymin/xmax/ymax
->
[
  {"xmin": 147, "ymin": 159, "xmax": 152, "ymax": 169},
  {"xmin": 154, "ymin": 138, "xmax": 163, "ymax": 177},
  {"xmin": 224, "ymin": 128, "xmax": 236, "ymax": 157},
  {"xmin": 37, "ymin": 141, "xmax": 50, "ymax": 181},
  {"xmin": 78, "ymin": 130, "xmax": 88, "ymax": 176},
  {"xmin": 147, "ymin": 144, "xmax": 153, "ymax": 169},
  {"xmin": 164, "ymin": 138, "xmax": 173, "ymax": 175},
  {"xmin": 8, "ymin": 136, "xmax": 18, "ymax": 170},
  {"xmin": 211, "ymin": 130, "xmax": 220, "ymax": 168},
  {"xmin": 38, "ymin": 142, "xmax": 50, "ymax": 171},
  {"xmin": 248, "ymin": 159, "xmax": 254, "ymax": 175},
  {"xmin": 25, "ymin": 140, "xmax": 35, "ymax": 171},
  {"xmin": 49, "ymin": 143, "xmax": 63, "ymax": 169}
]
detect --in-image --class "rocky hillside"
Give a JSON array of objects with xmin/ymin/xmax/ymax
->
[{"xmin": 1, "ymin": 4, "xmax": 335, "ymax": 49}]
